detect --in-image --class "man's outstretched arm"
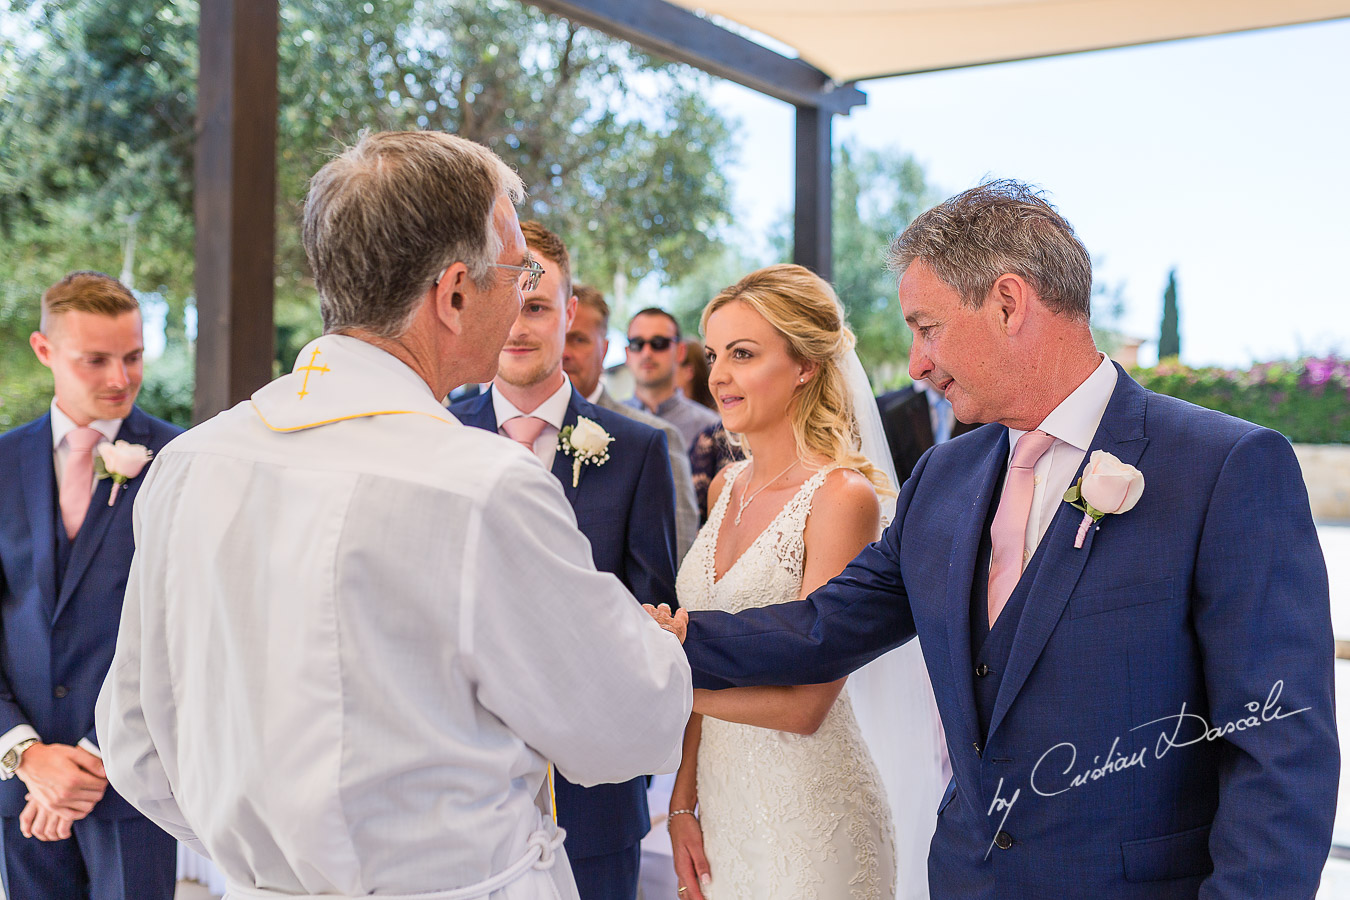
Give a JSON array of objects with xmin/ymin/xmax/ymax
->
[{"xmin": 681, "ymin": 452, "xmax": 928, "ymax": 691}]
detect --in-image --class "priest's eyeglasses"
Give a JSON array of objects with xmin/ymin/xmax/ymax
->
[
  {"xmin": 493, "ymin": 259, "xmax": 546, "ymax": 292},
  {"xmin": 433, "ymin": 258, "xmax": 546, "ymax": 293}
]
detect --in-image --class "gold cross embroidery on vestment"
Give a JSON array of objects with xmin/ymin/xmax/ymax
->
[{"xmin": 296, "ymin": 347, "xmax": 331, "ymax": 400}]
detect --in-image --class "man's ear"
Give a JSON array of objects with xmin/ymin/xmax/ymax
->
[
  {"xmin": 565, "ymin": 294, "xmax": 578, "ymax": 330},
  {"xmin": 29, "ymin": 331, "xmax": 54, "ymax": 368},
  {"xmin": 675, "ymin": 339, "xmax": 687, "ymax": 364},
  {"xmin": 990, "ymin": 273, "xmax": 1032, "ymax": 336},
  {"xmin": 434, "ymin": 263, "xmax": 472, "ymax": 335}
]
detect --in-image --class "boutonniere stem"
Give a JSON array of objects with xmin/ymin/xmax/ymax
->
[{"xmin": 1063, "ymin": 450, "xmax": 1145, "ymax": 549}]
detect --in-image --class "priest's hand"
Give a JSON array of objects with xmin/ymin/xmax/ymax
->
[
  {"xmin": 20, "ymin": 797, "xmax": 75, "ymax": 841},
  {"xmin": 16, "ymin": 743, "xmax": 107, "ymax": 818},
  {"xmin": 643, "ymin": 603, "xmax": 688, "ymax": 644}
]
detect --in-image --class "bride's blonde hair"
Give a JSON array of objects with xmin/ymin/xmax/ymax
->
[{"xmin": 701, "ymin": 264, "xmax": 894, "ymax": 498}]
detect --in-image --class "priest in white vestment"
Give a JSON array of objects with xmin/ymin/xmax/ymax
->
[{"xmin": 94, "ymin": 132, "xmax": 692, "ymax": 900}]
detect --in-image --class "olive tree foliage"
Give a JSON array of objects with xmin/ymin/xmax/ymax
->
[{"xmin": 0, "ymin": 0, "xmax": 735, "ymax": 429}]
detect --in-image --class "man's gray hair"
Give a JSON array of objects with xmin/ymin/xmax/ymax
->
[
  {"xmin": 303, "ymin": 131, "xmax": 526, "ymax": 338},
  {"xmin": 887, "ymin": 179, "xmax": 1092, "ymax": 321}
]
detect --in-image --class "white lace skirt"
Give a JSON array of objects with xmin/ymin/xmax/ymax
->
[{"xmin": 696, "ymin": 692, "xmax": 896, "ymax": 900}]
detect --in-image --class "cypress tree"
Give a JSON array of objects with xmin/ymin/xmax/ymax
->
[{"xmin": 1159, "ymin": 269, "xmax": 1181, "ymax": 360}]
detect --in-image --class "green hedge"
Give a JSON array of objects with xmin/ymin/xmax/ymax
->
[{"xmin": 1131, "ymin": 356, "xmax": 1350, "ymax": 444}]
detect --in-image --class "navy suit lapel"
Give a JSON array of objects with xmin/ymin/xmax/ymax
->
[
  {"xmin": 550, "ymin": 392, "xmax": 583, "ymax": 505},
  {"xmin": 453, "ymin": 392, "xmax": 498, "ymax": 433},
  {"xmin": 986, "ymin": 367, "xmax": 1149, "ymax": 741},
  {"xmin": 18, "ymin": 415, "xmax": 59, "ymax": 618},
  {"xmin": 942, "ymin": 428, "xmax": 1010, "ymax": 750},
  {"xmin": 54, "ymin": 408, "xmax": 151, "ymax": 620}
]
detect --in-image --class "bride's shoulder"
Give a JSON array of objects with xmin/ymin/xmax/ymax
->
[{"xmin": 806, "ymin": 467, "xmax": 881, "ymax": 529}]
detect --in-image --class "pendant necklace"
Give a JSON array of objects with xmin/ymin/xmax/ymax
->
[{"xmin": 735, "ymin": 458, "xmax": 801, "ymax": 525}]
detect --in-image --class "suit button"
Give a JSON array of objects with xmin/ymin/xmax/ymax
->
[
  {"xmin": 53, "ymin": 685, "xmax": 69, "ymax": 699},
  {"xmin": 994, "ymin": 831, "xmax": 1014, "ymax": 850},
  {"xmin": 975, "ymin": 663, "xmax": 989, "ymax": 677}
]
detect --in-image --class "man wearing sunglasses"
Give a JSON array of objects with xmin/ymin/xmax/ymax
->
[{"xmin": 624, "ymin": 309, "xmax": 720, "ymax": 453}]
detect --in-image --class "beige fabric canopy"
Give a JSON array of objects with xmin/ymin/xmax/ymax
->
[{"xmin": 666, "ymin": 0, "xmax": 1350, "ymax": 83}]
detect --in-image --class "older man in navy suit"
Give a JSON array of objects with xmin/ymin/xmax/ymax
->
[
  {"xmin": 668, "ymin": 182, "xmax": 1337, "ymax": 899},
  {"xmin": 0, "ymin": 272, "xmax": 180, "ymax": 899},
  {"xmin": 453, "ymin": 221, "xmax": 679, "ymax": 900}
]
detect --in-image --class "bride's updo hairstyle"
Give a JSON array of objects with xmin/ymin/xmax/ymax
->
[{"xmin": 701, "ymin": 264, "xmax": 894, "ymax": 498}]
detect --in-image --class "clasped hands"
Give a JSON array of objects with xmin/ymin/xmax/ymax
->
[
  {"xmin": 643, "ymin": 603, "xmax": 688, "ymax": 644},
  {"xmin": 15, "ymin": 743, "xmax": 107, "ymax": 841}
]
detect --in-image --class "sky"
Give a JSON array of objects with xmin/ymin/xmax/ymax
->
[{"xmin": 704, "ymin": 17, "xmax": 1350, "ymax": 369}]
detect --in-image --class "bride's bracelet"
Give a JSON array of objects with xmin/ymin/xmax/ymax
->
[{"xmin": 667, "ymin": 808, "xmax": 698, "ymax": 827}]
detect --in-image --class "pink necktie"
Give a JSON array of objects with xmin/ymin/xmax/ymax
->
[
  {"xmin": 987, "ymin": 429, "xmax": 1056, "ymax": 626},
  {"xmin": 502, "ymin": 416, "xmax": 548, "ymax": 457},
  {"xmin": 60, "ymin": 427, "xmax": 103, "ymax": 539}
]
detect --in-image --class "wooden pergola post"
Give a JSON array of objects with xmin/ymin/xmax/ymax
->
[
  {"xmin": 193, "ymin": 0, "xmax": 279, "ymax": 423},
  {"xmin": 794, "ymin": 105, "xmax": 833, "ymax": 280}
]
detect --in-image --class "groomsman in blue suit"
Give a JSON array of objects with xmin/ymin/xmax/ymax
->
[
  {"xmin": 0, "ymin": 272, "xmax": 180, "ymax": 899},
  {"xmin": 673, "ymin": 181, "xmax": 1337, "ymax": 899},
  {"xmin": 453, "ymin": 221, "xmax": 679, "ymax": 900}
]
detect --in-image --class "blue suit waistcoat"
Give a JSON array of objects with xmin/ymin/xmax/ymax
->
[
  {"xmin": 452, "ymin": 386, "xmax": 679, "ymax": 861},
  {"xmin": 682, "ymin": 365, "xmax": 1337, "ymax": 899},
  {"xmin": 0, "ymin": 406, "xmax": 183, "ymax": 819}
]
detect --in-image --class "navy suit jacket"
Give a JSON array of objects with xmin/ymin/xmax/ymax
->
[
  {"xmin": 684, "ymin": 366, "xmax": 1337, "ymax": 899},
  {"xmin": 0, "ymin": 406, "xmax": 182, "ymax": 819},
  {"xmin": 877, "ymin": 384, "xmax": 979, "ymax": 484},
  {"xmin": 452, "ymin": 386, "xmax": 679, "ymax": 858}
]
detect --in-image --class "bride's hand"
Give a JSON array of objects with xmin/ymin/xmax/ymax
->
[
  {"xmin": 668, "ymin": 809, "xmax": 711, "ymax": 900},
  {"xmin": 643, "ymin": 603, "xmax": 688, "ymax": 644}
]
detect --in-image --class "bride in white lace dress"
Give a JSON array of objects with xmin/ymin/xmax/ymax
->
[{"xmin": 667, "ymin": 265, "xmax": 906, "ymax": 900}]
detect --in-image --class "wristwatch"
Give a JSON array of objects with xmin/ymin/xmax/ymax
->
[{"xmin": 0, "ymin": 738, "xmax": 39, "ymax": 779}]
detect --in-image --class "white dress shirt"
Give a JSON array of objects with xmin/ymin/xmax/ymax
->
[
  {"xmin": 96, "ymin": 336, "xmax": 691, "ymax": 899},
  {"xmin": 0, "ymin": 402, "xmax": 124, "ymax": 767},
  {"xmin": 491, "ymin": 375, "xmax": 573, "ymax": 469},
  {"xmin": 50, "ymin": 400, "xmax": 122, "ymax": 492},
  {"xmin": 1006, "ymin": 354, "xmax": 1118, "ymax": 567}
]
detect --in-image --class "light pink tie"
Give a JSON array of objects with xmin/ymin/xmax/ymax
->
[
  {"xmin": 987, "ymin": 429, "xmax": 1056, "ymax": 626},
  {"xmin": 502, "ymin": 416, "xmax": 548, "ymax": 457},
  {"xmin": 60, "ymin": 427, "xmax": 103, "ymax": 539}
]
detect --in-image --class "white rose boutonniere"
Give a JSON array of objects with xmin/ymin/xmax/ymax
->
[
  {"xmin": 557, "ymin": 416, "xmax": 614, "ymax": 487},
  {"xmin": 95, "ymin": 440, "xmax": 154, "ymax": 507},
  {"xmin": 1063, "ymin": 450, "xmax": 1145, "ymax": 548}
]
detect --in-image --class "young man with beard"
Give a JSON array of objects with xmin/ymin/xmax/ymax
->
[{"xmin": 452, "ymin": 220, "xmax": 680, "ymax": 900}]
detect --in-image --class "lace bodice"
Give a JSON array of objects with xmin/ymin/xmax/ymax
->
[
  {"xmin": 678, "ymin": 460, "xmax": 827, "ymax": 617},
  {"xmin": 676, "ymin": 460, "xmax": 896, "ymax": 900}
]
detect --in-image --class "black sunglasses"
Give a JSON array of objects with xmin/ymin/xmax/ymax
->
[{"xmin": 627, "ymin": 336, "xmax": 676, "ymax": 352}]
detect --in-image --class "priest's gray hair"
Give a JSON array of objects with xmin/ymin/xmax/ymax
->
[
  {"xmin": 304, "ymin": 130, "xmax": 526, "ymax": 338},
  {"xmin": 887, "ymin": 179, "xmax": 1092, "ymax": 322}
]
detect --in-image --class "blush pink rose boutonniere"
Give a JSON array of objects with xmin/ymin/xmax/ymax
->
[
  {"xmin": 94, "ymin": 440, "xmax": 154, "ymax": 506},
  {"xmin": 1063, "ymin": 450, "xmax": 1145, "ymax": 548}
]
